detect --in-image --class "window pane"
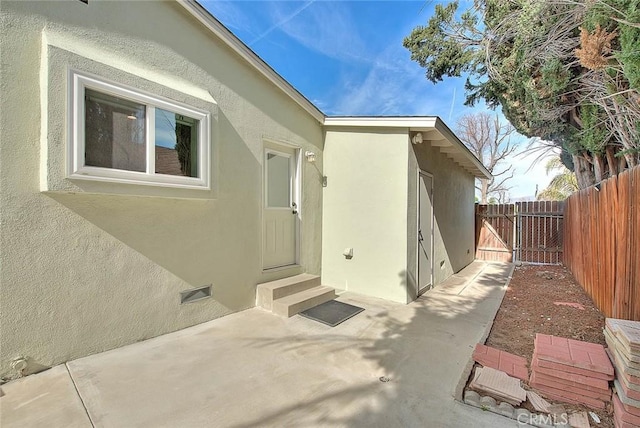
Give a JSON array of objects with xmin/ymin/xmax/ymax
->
[
  {"xmin": 85, "ymin": 89, "xmax": 146, "ymax": 172},
  {"xmin": 155, "ymin": 108, "xmax": 199, "ymax": 177},
  {"xmin": 267, "ymin": 153, "xmax": 290, "ymax": 208}
]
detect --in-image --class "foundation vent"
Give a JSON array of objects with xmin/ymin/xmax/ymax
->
[{"xmin": 180, "ymin": 285, "xmax": 212, "ymax": 304}]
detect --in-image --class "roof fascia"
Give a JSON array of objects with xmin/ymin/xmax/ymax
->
[
  {"xmin": 324, "ymin": 116, "xmax": 438, "ymax": 129},
  {"xmin": 433, "ymin": 118, "xmax": 492, "ymax": 179},
  {"xmin": 177, "ymin": 0, "xmax": 325, "ymax": 123},
  {"xmin": 324, "ymin": 116, "xmax": 492, "ymax": 180}
]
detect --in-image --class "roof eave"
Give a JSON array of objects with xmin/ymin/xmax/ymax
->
[
  {"xmin": 177, "ymin": 0, "xmax": 325, "ymax": 123},
  {"xmin": 323, "ymin": 116, "xmax": 492, "ymax": 180},
  {"xmin": 324, "ymin": 116, "xmax": 438, "ymax": 129},
  {"xmin": 433, "ymin": 118, "xmax": 492, "ymax": 180},
  {"xmin": 173, "ymin": 3, "xmax": 492, "ymax": 180}
]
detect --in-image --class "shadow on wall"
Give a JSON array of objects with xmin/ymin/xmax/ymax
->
[
  {"xmin": 46, "ymin": 112, "xmax": 260, "ymax": 310},
  {"xmin": 406, "ymin": 267, "xmax": 418, "ymax": 302},
  {"xmin": 412, "ymin": 141, "xmax": 476, "ymax": 280},
  {"xmin": 219, "ymin": 264, "xmax": 511, "ymax": 427},
  {"xmin": 433, "ymin": 167, "xmax": 475, "ymax": 277}
]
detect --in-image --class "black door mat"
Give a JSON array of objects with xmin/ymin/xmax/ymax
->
[{"xmin": 299, "ymin": 300, "xmax": 364, "ymax": 327}]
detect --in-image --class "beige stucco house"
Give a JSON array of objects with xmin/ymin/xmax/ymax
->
[{"xmin": 0, "ymin": 0, "xmax": 490, "ymax": 377}]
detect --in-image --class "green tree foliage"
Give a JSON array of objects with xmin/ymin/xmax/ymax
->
[
  {"xmin": 536, "ymin": 157, "xmax": 579, "ymax": 200},
  {"xmin": 404, "ymin": 0, "xmax": 640, "ymax": 189}
]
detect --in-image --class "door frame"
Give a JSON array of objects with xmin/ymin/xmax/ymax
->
[
  {"xmin": 416, "ymin": 170, "xmax": 434, "ymax": 296},
  {"xmin": 261, "ymin": 139, "xmax": 301, "ymax": 271}
]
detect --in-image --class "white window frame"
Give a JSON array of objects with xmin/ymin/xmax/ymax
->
[
  {"xmin": 264, "ymin": 149, "xmax": 294, "ymax": 210},
  {"xmin": 69, "ymin": 70, "xmax": 210, "ymax": 190}
]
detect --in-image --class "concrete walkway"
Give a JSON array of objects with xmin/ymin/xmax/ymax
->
[{"xmin": 1, "ymin": 261, "xmax": 521, "ymax": 427}]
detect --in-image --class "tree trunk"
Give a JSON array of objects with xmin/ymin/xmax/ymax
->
[
  {"xmin": 572, "ymin": 154, "xmax": 595, "ymax": 189},
  {"xmin": 593, "ymin": 153, "xmax": 605, "ymax": 183},
  {"xmin": 481, "ymin": 178, "xmax": 489, "ymax": 204},
  {"xmin": 619, "ymin": 153, "xmax": 628, "ymax": 174},
  {"xmin": 606, "ymin": 145, "xmax": 618, "ymax": 177}
]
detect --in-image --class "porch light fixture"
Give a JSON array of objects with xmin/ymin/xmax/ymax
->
[
  {"xmin": 412, "ymin": 133, "xmax": 423, "ymax": 145},
  {"xmin": 305, "ymin": 151, "xmax": 316, "ymax": 163}
]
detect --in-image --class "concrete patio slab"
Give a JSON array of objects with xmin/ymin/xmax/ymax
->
[
  {"xmin": 1, "ymin": 261, "xmax": 518, "ymax": 427},
  {"xmin": 0, "ymin": 365, "xmax": 91, "ymax": 428}
]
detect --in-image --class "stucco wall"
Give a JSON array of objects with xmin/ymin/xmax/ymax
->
[
  {"xmin": 408, "ymin": 136, "xmax": 476, "ymax": 287},
  {"xmin": 322, "ymin": 129, "xmax": 410, "ymax": 303},
  {"xmin": 0, "ymin": 1, "xmax": 323, "ymax": 376}
]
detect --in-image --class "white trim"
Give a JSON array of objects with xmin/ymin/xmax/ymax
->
[
  {"xmin": 68, "ymin": 70, "xmax": 211, "ymax": 190},
  {"xmin": 264, "ymin": 149, "xmax": 293, "ymax": 209},
  {"xmin": 324, "ymin": 116, "xmax": 438, "ymax": 128},
  {"xmin": 262, "ymin": 142, "xmax": 301, "ymax": 270},
  {"xmin": 177, "ymin": 0, "xmax": 324, "ymax": 124},
  {"xmin": 262, "ymin": 137, "xmax": 302, "ymax": 150},
  {"xmin": 293, "ymin": 148, "xmax": 302, "ymax": 266},
  {"xmin": 147, "ymin": 106, "xmax": 156, "ymax": 175},
  {"xmin": 324, "ymin": 116, "xmax": 491, "ymax": 179}
]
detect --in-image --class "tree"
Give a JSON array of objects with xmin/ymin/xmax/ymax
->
[
  {"xmin": 456, "ymin": 112, "xmax": 517, "ymax": 203},
  {"xmin": 403, "ymin": 0, "xmax": 640, "ymax": 189},
  {"xmin": 536, "ymin": 157, "xmax": 579, "ymax": 200}
]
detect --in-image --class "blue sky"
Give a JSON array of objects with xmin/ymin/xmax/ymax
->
[{"xmin": 203, "ymin": 0, "xmax": 556, "ymax": 199}]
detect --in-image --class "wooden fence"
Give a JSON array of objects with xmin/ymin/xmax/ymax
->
[
  {"xmin": 563, "ymin": 166, "xmax": 640, "ymax": 320},
  {"xmin": 475, "ymin": 201, "xmax": 564, "ymax": 264},
  {"xmin": 475, "ymin": 203, "xmax": 515, "ymax": 262}
]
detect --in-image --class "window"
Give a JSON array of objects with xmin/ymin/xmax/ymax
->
[
  {"xmin": 70, "ymin": 71, "xmax": 210, "ymax": 189},
  {"xmin": 265, "ymin": 151, "xmax": 292, "ymax": 208}
]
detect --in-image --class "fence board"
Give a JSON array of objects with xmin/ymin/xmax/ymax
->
[
  {"xmin": 629, "ymin": 167, "xmax": 640, "ymax": 320},
  {"xmin": 475, "ymin": 201, "xmax": 563, "ymax": 264},
  {"xmin": 564, "ymin": 165, "xmax": 640, "ymax": 320}
]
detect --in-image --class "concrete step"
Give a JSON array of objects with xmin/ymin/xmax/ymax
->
[
  {"xmin": 271, "ymin": 285, "xmax": 336, "ymax": 318},
  {"xmin": 256, "ymin": 273, "xmax": 321, "ymax": 311}
]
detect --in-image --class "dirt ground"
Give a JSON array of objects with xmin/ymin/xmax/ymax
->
[{"xmin": 482, "ymin": 264, "xmax": 613, "ymax": 427}]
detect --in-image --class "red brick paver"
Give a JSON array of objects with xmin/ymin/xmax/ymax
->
[
  {"xmin": 613, "ymin": 393, "xmax": 640, "ymax": 425},
  {"xmin": 534, "ymin": 355, "xmax": 614, "ymax": 380},
  {"xmin": 473, "ymin": 344, "xmax": 529, "ymax": 381},
  {"xmin": 530, "ymin": 372, "xmax": 611, "ymax": 401},
  {"xmin": 530, "ymin": 359, "xmax": 609, "ymax": 389},
  {"xmin": 553, "ymin": 302, "xmax": 585, "ymax": 310},
  {"xmin": 529, "ymin": 381, "xmax": 607, "ymax": 409},
  {"xmin": 534, "ymin": 334, "xmax": 614, "ymax": 377},
  {"xmin": 616, "ymin": 377, "xmax": 640, "ymax": 401},
  {"xmin": 614, "ymin": 387, "xmax": 640, "ymax": 417},
  {"xmin": 614, "ymin": 410, "xmax": 637, "ymax": 428}
]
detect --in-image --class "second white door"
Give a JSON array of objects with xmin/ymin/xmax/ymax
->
[{"xmin": 418, "ymin": 172, "xmax": 434, "ymax": 295}]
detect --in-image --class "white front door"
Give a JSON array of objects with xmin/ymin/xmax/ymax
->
[
  {"xmin": 263, "ymin": 145, "xmax": 298, "ymax": 269},
  {"xmin": 418, "ymin": 172, "xmax": 434, "ymax": 295}
]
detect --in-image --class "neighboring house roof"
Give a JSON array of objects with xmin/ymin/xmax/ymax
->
[
  {"xmin": 324, "ymin": 117, "xmax": 492, "ymax": 179},
  {"xmin": 178, "ymin": 0, "xmax": 491, "ymax": 180}
]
